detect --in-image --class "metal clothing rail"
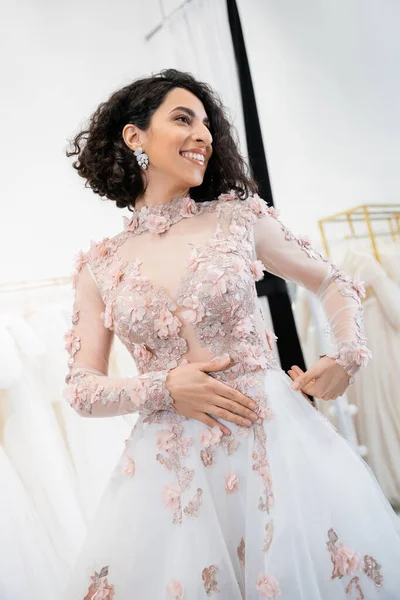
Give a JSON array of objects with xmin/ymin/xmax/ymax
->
[
  {"xmin": 145, "ymin": 0, "xmax": 194, "ymax": 42},
  {"xmin": 318, "ymin": 204, "xmax": 400, "ymax": 262}
]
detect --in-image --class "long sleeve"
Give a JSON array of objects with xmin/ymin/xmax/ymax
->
[
  {"xmin": 247, "ymin": 195, "xmax": 372, "ymax": 384},
  {"xmin": 64, "ymin": 261, "xmax": 175, "ymax": 418}
]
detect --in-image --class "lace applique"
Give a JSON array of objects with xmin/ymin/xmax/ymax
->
[
  {"xmin": 326, "ymin": 528, "xmax": 384, "ymax": 594},
  {"xmin": 256, "ymin": 573, "xmax": 281, "ymax": 599},
  {"xmin": 237, "ymin": 537, "xmax": 245, "ymax": 566},
  {"xmin": 253, "ymin": 423, "xmax": 274, "ymax": 514},
  {"xmin": 183, "ymin": 488, "xmax": 203, "ymax": 518},
  {"xmin": 156, "ymin": 424, "xmax": 195, "ymax": 524},
  {"xmin": 202, "ymin": 565, "xmax": 219, "ymax": 596},
  {"xmin": 122, "ymin": 456, "xmax": 135, "ymax": 477},
  {"xmin": 225, "ymin": 471, "xmax": 239, "ymax": 494},
  {"xmin": 83, "ymin": 566, "xmax": 115, "ymax": 600},
  {"xmin": 165, "ymin": 579, "xmax": 185, "ymax": 599},
  {"xmin": 263, "ymin": 520, "xmax": 274, "ymax": 553}
]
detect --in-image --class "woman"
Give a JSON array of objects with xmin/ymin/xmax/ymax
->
[{"xmin": 63, "ymin": 69, "xmax": 400, "ymax": 599}]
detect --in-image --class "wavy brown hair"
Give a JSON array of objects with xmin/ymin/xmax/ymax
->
[{"xmin": 66, "ymin": 68, "xmax": 258, "ymax": 211}]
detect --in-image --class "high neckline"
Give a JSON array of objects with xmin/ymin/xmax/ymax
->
[
  {"xmin": 131, "ymin": 193, "xmax": 191, "ymax": 216},
  {"xmin": 122, "ymin": 193, "xmax": 207, "ymax": 236}
]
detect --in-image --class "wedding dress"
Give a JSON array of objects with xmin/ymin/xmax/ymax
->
[{"xmin": 62, "ymin": 191, "xmax": 400, "ymax": 599}]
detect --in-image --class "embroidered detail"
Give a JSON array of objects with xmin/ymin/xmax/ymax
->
[
  {"xmin": 156, "ymin": 424, "xmax": 194, "ymax": 524},
  {"xmin": 202, "ymin": 565, "xmax": 219, "ymax": 596},
  {"xmin": 83, "ymin": 566, "xmax": 115, "ymax": 600},
  {"xmin": 221, "ymin": 434, "xmax": 240, "ymax": 455},
  {"xmin": 256, "ymin": 573, "xmax": 281, "ymax": 599},
  {"xmin": 237, "ymin": 537, "xmax": 245, "ymax": 566},
  {"xmin": 200, "ymin": 448, "xmax": 216, "ymax": 467},
  {"xmin": 345, "ymin": 577, "xmax": 364, "ymax": 600},
  {"xmin": 225, "ymin": 471, "xmax": 239, "ymax": 494},
  {"xmin": 326, "ymin": 529, "xmax": 384, "ymax": 595},
  {"xmin": 252, "ymin": 423, "xmax": 274, "ymax": 513},
  {"xmin": 363, "ymin": 555, "xmax": 383, "ymax": 588},
  {"xmin": 122, "ymin": 456, "xmax": 135, "ymax": 477},
  {"xmin": 200, "ymin": 426, "xmax": 223, "ymax": 448},
  {"xmin": 263, "ymin": 520, "xmax": 274, "ymax": 553},
  {"xmin": 183, "ymin": 488, "xmax": 203, "ymax": 518},
  {"xmin": 165, "ymin": 579, "xmax": 184, "ymax": 599}
]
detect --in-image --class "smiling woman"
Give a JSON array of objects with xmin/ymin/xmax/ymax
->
[
  {"xmin": 63, "ymin": 69, "xmax": 400, "ymax": 599},
  {"xmin": 66, "ymin": 68, "xmax": 257, "ymax": 212}
]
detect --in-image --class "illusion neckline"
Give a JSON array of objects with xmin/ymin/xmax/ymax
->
[{"xmin": 131, "ymin": 193, "xmax": 192, "ymax": 215}]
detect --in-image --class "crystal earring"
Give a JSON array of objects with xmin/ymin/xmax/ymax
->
[{"xmin": 133, "ymin": 146, "xmax": 149, "ymax": 170}]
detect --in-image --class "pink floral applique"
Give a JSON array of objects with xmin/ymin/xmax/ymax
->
[
  {"xmin": 256, "ymin": 573, "xmax": 281, "ymax": 598},
  {"xmin": 166, "ymin": 579, "xmax": 184, "ymax": 599},
  {"xmin": 225, "ymin": 470, "xmax": 239, "ymax": 494},
  {"xmin": 202, "ymin": 565, "xmax": 219, "ymax": 596},
  {"xmin": 129, "ymin": 295, "xmax": 148, "ymax": 323},
  {"xmin": 162, "ymin": 483, "xmax": 181, "ymax": 522},
  {"xmin": 252, "ymin": 423, "xmax": 274, "ymax": 513},
  {"xmin": 83, "ymin": 566, "xmax": 115, "ymax": 600},
  {"xmin": 200, "ymin": 426, "xmax": 223, "ymax": 448},
  {"xmin": 74, "ymin": 250, "xmax": 88, "ymax": 273},
  {"xmin": 353, "ymin": 280, "xmax": 366, "ymax": 299},
  {"xmin": 147, "ymin": 214, "xmax": 171, "ymax": 235},
  {"xmin": 123, "ymin": 213, "xmax": 139, "ymax": 233},
  {"xmin": 250, "ymin": 259, "xmax": 265, "ymax": 281},
  {"xmin": 236, "ymin": 342, "xmax": 268, "ymax": 371},
  {"xmin": 154, "ymin": 309, "xmax": 182, "ymax": 338},
  {"xmin": 264, "ymin": 520, "xmax": 274, "ymax": 553},
  {"xmin": 104, "ymin": 264, "xmax": 125, "ymax": 290},
  {"xmin": 101, "ymin": 299, "xmax": 115, "ymax": 330},
  {"xmin": 122, "ymin": 456, "xmax": 135, "ymax": 477},
  {"xmin": 200, "ymin": 448, "xmax": 216, "ymax": 467},
  {"xmin": 218, "ymin": 190, "xmax": 237, "ymax": 202},
  {"xmin": 237, "ymin": 537, "xmax": 245, "ymax": 566},
  {"xmin": 180, "ymin": 294, "xmax": 206, "ymax": 324},
  {"xmin": 64, "ymin": 329, "xmax": 81, "ymax": 366},
  {"xmin": 233, "ymin": 316, "xmax": 255, "ymax": 339},
  {"xmin": 64, "ymin": 385, "xmax": 80, "ymax": 411},
  {"xmin": 132, "ymin": 343, "xmax": 153, "ymax": 362},
  {"xmin": 180, "ymin": 196, "xmax": 198, "ymax": 217},
  {"xmin": 183, "ymin": 488, "xmax": 203, "ymax": 518},
  {"xmin": 265, "ymin": 330, "xmax": 278, "ymax": 351},
  {"xmin": 203, "ymin": 267, "xmax": 228, "ymax": 298}
]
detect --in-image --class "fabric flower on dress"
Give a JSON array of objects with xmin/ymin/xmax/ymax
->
[
  {"xmin": 132, "ymin": 343, "xmax": 153, "ymax": 363},
  {"xmin": 225, "ymin": 471, "xmax": 239, "ymax": 494},
  {"xmin": 180, "ymin": 196, "xmax": 198, "ymax": 217},
  {"xmin": 156, "ymin": 428, "xmax": 177, "ymax": 452},
  {"xmin": 218, "ymin": 190, "xmax": 237, "ymax": 202},
  {"xmin": 104, "ymin": 265, "xmax": 125, "ymax": 291},
  {"xmin": 250, "ymin": 259, "xmax": 266, "ymax": 281},
  {"xmin": 89, "ymin": 238, "xmax": 114, "ymax": 261},
  {"xmin": 203, "ymin": 267, "xmax": 229, "ymax": 298},
  {"xmin": 256, "ymin": 573, "xmax": 281, "ymax": 598},
  {"xmin": 180, "ymin": 294, "xmax": 205, "ymax": 324},
  {"xmin": 265, "ymin": 330, "xmax": 278, "ymax": 351},
  {"xmin": 123, "ymin": 213, "xmax": 139, "ymax": 233},
  {"xmin": 147, "ymin": 214, "xmax": 171, "ymax": 235},
  {"xmin": 162, "ymin": 483, "xmax": 181, "ymax": 513},
  {"xmin": 331, "ymin": 542, "xmax": 362, "ymax": 578},
  {"xmin": 200, "ymin": 426, "xmax": 223, "ymax": 448},
  {"xmin": 154, "ymin": 309, "xmax": 182, "ymax": 338},
  {"xmin": 64, "ymin": 329, "xmax": 80, "ymax": 366},
  {"xmin": 236, "ymin": 342, "xmax": 268, "ymax": 371},
  {"xmin": 64, "ymin": 386, "xmax": 80, "ymax": 411},
  {"xmin": 166, "ymin": 579, "xmax": 184, "ymax": 599},
  {"xmin": 129, "ymin": 295, "xmax": 148, "ymax": 323},
  {"xmin": 266, "ymin": 205, "xmax": 280, "ymax": 219},
  {"xmin": 74, "ymin": 250, "xmax": 88, "ymax": 273},
  {"xmin": 353, "ymin": 279, "xmax": 366, "ymax": 299},
  {"xmin": 122, "ymin": 456, "xmax": 136, "ymax": 477},
  {"xmin": 101, "ymin": 299, "xmax": 115, "ymax": 330},
  {"xmin": 233, "ymin": 316, "xmax": 254, "ymax": 339}
]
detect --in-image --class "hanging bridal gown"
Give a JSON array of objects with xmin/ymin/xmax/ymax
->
[
  {"xmin": 340, "ymin": 247, "xmax": 400, "ymax": 508},
  {"xmin": 62, "ymin": 192, "xmax": 400, "ymax": 600}
]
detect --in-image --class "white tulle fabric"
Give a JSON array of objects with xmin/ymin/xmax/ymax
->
[{"xmin": 62, "ymin": 192, "xmax": 400, "ymax": 599}]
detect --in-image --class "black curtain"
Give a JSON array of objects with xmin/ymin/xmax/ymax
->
[{"xmin": 227, "ymin": 0, "xmax": 309, "ymax": 381}]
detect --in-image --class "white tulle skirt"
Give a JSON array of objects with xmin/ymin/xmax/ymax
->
[{"xmin": 63, "ymin": 368, "xmax": 400, "ymax": 599}]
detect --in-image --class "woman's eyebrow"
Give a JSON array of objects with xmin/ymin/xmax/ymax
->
[{"xmin": 169, "ymin": 106, "xmax": 210, "ymax": 126}]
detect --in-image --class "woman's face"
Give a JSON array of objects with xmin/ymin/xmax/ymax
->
[{"xmin": 124, "ymin": 87, "xmax": 213, "ymax": 190}]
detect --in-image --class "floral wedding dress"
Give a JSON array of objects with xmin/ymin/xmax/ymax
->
[{"xmin": 62, "ymin": 191, "xmax": 400, "ymax": 599}]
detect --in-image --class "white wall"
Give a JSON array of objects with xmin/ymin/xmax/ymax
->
[
  {"xmin": 2, "ymin": 0, "xmax": 399, "ymax": 284},
  {"xmin": 238, "ymin": 0, "xmax": 400, "ymax": 250}
]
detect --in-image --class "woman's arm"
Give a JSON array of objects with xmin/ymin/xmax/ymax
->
[
  {"xmin": 64, "ymin": 263, "xmax": 174, "ymax": 418},
  {"xmin": 246, "ymin": 195, "xmax": 372, "ymax": 384}
]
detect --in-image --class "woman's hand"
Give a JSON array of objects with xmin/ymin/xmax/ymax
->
[
  {"xmin": 166, "ymin": 354, "xmax": 261, "ymax": 436},
  {"xmin": 288, "ymin": 356, "xmax": 350, "ymax": 401}
]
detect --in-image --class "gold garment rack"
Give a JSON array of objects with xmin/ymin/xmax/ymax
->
[{"xmin": 318, "ymin": 204, "xmax": 400, "ymax": 263}]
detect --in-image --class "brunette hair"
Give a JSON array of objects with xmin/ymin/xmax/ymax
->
[{"xmin": 66, "ymin": 68, "xmax": 258, "ymax": 211}]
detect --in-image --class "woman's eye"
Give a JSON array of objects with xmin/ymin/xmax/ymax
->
[{"xmin": 175, "ymin": 115, "xmax": 191, "ymax": 124}]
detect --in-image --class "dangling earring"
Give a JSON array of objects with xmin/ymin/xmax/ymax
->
[{"xmin": 133, "ymin": 146, "xmax": 149, "ymax": 170}]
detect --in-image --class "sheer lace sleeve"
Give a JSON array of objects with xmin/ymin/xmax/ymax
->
[
  {"xmin": 246, "ymin": 194, "xmax": 372, "ymax": 384},
  {"xmin": 63, "ymin": 259, "xmax": 174, "ymax": 418}
]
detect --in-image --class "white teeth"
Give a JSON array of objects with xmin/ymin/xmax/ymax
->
[{"xmin": 181, "ymin": 152, "xmax": 205, "ymax": 163}]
